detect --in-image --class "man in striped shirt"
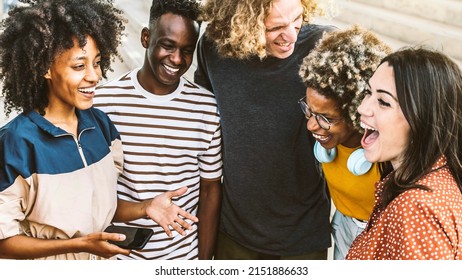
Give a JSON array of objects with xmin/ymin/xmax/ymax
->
[{"xmin": 93, "ymin": 0, "xmax": 222, "ymax": 260}]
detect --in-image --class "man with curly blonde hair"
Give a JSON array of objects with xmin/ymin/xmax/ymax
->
[
  {"xmin": 194, "ymin": 0, "xmax": 335, "ymax": 259},
  {"xmin": 299, "ymin": 25, "xmax": 392, "ymax": 259}
]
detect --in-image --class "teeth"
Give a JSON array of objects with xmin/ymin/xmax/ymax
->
[
  {"xmin": 164, "ymin": 64, "xmax": 179, "ymax": 73},
  {"xmin": 78, "ymin": 87, "xmax": 95, "ymax": 93},
  {"xmin": 277, "ymin": 42, "xmax": 290, "ymax": 47},
  {"xmin": 312, "ymin": 133, "xmax": 329, "ymax": 141},
  {"xmin": 360, "ymin": 122, "xmax": 376, "ymax": 131}
]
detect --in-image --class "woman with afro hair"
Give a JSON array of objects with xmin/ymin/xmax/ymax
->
[
  {"xmin": 0, "ymin": 0, "xmax": 132, "ymax": 259},
  {"xmin": 298, "ymin": 25, "xmax": 391, "ymax": 259}
]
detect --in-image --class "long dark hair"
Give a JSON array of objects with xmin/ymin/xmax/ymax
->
[{"xmin": 378, "ymin": 47, "xmax": 462, "ymax": 208}]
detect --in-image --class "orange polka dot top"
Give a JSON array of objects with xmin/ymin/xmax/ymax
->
[{"xmin": 346, "ymin": 157, "xmax": 462, "ymax": 260}]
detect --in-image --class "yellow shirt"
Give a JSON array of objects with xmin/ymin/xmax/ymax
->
[{"xmin": 322, "ymin": 145, "xmax": 379, "ymax": 221}]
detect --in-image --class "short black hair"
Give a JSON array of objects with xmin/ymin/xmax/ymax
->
[
  {"xmin": 149, "ymin": 0, "xmax": 201, "ymax": 25},
  {"xmin": 0, "ymin": 0, "xmax": 126, "ymax": 116}
]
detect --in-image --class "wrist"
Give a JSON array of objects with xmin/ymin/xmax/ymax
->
[
  {"xmin": 67, "ymin": 236, "xmax": 85, "ymax": 254},
  {"xmin": 141, "ymin": 199, "xmax": 152, "ymax": 218}
]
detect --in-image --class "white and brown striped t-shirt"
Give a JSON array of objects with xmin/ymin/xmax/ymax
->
[{"xmin": 93, "ymin": 69, "xmax": 222, "ymax": 259}]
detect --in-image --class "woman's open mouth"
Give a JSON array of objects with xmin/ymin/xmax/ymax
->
[{"xmin": 360, "ymin": 121, "xmax": 379, "ymax": 148}]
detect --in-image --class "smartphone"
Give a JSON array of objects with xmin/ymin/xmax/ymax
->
[{"xmin": 104, "ymin": 225, "xmax": 154, "ymax": 250}]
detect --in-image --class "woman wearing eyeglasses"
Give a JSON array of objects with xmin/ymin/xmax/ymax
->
[{"xmin": 298, "ymin": 25, "xmax": 391, "ymax": 259}]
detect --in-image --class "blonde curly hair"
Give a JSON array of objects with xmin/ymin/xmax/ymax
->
[
  {"xmin": 299, "ymin": 25, "xmax": 392, "ymax": 131},
  {"xmin": 200, "ymin": 0, "xmax": 322, "ymax": 60}
]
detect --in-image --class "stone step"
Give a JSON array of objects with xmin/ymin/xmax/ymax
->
[
  {"xmin": 353, "ymin": 0, "xmax": 462, "ymax": 28},
  {"xmin": 102, "ymin": 0, "xmax": 148, "ymax": 81},
  {"xmin": 331, "ymin": 1, "xmax": 462, "ymax": 63},
  {"xmin": 113, "ymin": 0, "xmax": 148, "ymax": 72},
  {"xmin": 314, "ymin": 16, "xmax": 462, "ymax": 68},
  {"xmin": 313, "ymin": 17, "xmax": 408, "ymax": 51}
]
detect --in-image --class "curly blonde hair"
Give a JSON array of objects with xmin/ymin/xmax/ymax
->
[
  {"xmin": 299, "ymin": 25, "xmax": 392, "ymax": 131},
  {"xmin": 200, "ymin": 0, "xmax": 321, "ymax": 60}
]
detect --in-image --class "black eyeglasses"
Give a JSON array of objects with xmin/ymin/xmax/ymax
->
[{"xmin": 298, "ymin": 96, "xmax": 343, "ymax": 130}]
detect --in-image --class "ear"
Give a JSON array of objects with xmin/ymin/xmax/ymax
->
[
  {"xmin": 44, "ymin": 69, "xmax": 52, "ymax": 79},
  {"xmin": 141, "ymin": 27, "xmax": 150, "ymax": 49}
]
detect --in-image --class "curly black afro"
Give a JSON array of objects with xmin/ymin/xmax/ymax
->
[
  {"xmin": 149, "ymin": 0, "xmax": 201, "ymax": 25},
  {"xmin": 0, "ymin": 0, "xmax": 126, "ymax": 116}
]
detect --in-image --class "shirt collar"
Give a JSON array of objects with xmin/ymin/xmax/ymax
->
[{"xmin": 26, "ymin": 109, "xmax": 95, "ymax": 137}]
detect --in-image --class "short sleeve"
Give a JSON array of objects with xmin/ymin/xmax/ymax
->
[{"xmin": 198, "ymin": 124, "xmax": 222, "ymax": 180}]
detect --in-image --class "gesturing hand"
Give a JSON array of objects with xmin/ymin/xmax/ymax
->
[{"xmin": 145, "ymin": 187, "xmax": 199, "ymax": 237}]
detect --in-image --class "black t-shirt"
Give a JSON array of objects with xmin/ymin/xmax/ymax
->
[{"xmin": 194, "ymin": 24, "xmax": 335, "ymax": 255}]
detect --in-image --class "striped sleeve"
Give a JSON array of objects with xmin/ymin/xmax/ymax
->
[{"xmin": 198, "ymin": 124, "xmax": 222, "ymax": 179}]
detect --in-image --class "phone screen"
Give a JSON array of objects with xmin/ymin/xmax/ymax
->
[{"xmin": 105, "ymin": 225, "xmax": 154, "ymax": 250}]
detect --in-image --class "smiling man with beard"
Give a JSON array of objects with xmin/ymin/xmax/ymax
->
[{"xmin": 194, "ymin": 0, "xmax": 336, "ymax": 260}]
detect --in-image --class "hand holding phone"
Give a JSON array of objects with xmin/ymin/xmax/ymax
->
[{"xmin": 104, "ymin": 225, "xmax": 153, "ymax": 250}]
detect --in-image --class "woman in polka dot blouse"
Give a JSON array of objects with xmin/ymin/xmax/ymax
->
[{"xmin": 346, "ymin": 47, "xmax": 462, "ymax": 260}]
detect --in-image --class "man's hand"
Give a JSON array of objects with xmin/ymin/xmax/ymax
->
[{"xmin": 145, "ymin": 187, "xmax": 199, "ymax": 237}]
